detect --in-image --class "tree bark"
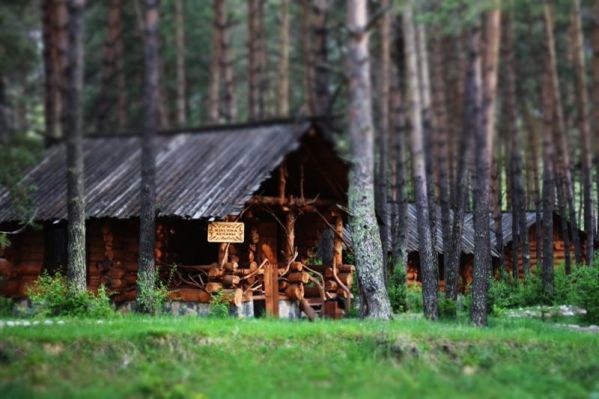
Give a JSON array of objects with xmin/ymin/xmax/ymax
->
[
  {"xmin": 137, "ymin": 0, "xmax": 160, "ymax": 312},
  {"xmin": 376, "ymin": 0, "xmax": 391, "ymax": 274},
  {"xmin": 312, "ymin": 0, "xmax": 330, "ymax": 114},
  {"xmin": 417, "ymin": 23, "xmax": 439, "ymax": 281},
  {"xmin": 543, "ymin": 1, "xmax": 582, "ymax": 267},
  {"xmin": 503, "ymin": 15, "xmax": 530, "ymax": 278},
  {"xmin": 96, "ymin": 0, "xmax": 125, "ymax": 133},
  {"xmin": 174, "ymin": 0, "xmax": 187, "ymax": 126},
  {"xmin": 301, "ymin": 0, "xmax": 314, "ymax": 114},
  {"xmin": 403, "ymin": 3, "xmax": 438, "ymax": 320},
  {"xmin": 431, "ymin": 33, "xmax": 451, "ymax": 291},
  {"xmin": 43, "ymin": 0, "xmax": 68, "ymax": 141},
  {"xmin": 209, "ymin": 0, "xmax": 223, "ymax": 122},
  {"xmin": 571, "ymin": 0, "xmax": 594, "ymax": 264},
  {"xmin": 541, "ymin": 58, "xmax": 556, "ymax": 298},
  {"xmin": 64, "ymin": 0, "xmax": 87, "ymax": 293},
  {"xmin": 346, "ymin": 0, "xmax": 392, "ymax": 320},
  {"xmin": 593, "ymin": 0, "xmax": 599, "ymax": 241},
  {"xmin": 278, "ymin": 0, "xmax": 290, "ymax": 117},
  {"xmin": 247, "ymin": 0, "xmax": 263, "ymax": 120},
  {"xmin": 390, "ymin": 30, "xmax": 408, "ymax": 270},
  {"xmin": 472, "ymin": 4, "xmax": 501, "ymax": 327}
]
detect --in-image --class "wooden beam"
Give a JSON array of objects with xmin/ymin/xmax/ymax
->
[{"xmin": 248, "ymin": 195, "xmax": 338, "ymax": 209}]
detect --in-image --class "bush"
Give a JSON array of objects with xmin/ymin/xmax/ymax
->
[
  {"xmin": 0, "ymin": 296, "xmax": 13, "ymax": 317},
  {"xmin": 438, "ymin": 297, "xmax": 457, "ymax": 319},
  {"xmin": 405, "ymin": 285, "xmax": 423, "ymax": 313},
  {"xmin": 137, "ymin": 265, "xmax": 176, "ymax": 314},
  {"xmin": 27, "ymin": 272, "xmax": 116, "ymax": 318},
  {"xmin": 568, "ymin": 265, "xmax": 599, "ymax": 324},
  {"xmin": 209, "ymin": 290, "xmax": 229, "ymax": 318},
  {"xmin": 388, "ymin": 267, "xmax": 407, "ymax": 313}
]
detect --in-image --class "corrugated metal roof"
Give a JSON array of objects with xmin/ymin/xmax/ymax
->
[{"xmin": 0, "ymin": 122, "xmax": 309, "ymax": 222}]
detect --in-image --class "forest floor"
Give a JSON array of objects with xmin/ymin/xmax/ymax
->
[{"xmin": 0, "ymin": 315, "xmax": 598, "ymax": 399}]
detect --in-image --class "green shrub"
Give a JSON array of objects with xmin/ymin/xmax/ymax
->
[
  {"xmin": 568, "ymin": 265, "xmax": 599, "ymax": 324},
  {"xmin": 405, "ymin": 285, "xmax": 423, "ymax": 313},
  {"xmin": 137, "ymin": 265, "xmax": 176, "ymax": 314},
  {"xmin": 0, "ymin": 296, "xmax": 13, "ymax": 317},
  {"xmin": 388, "ymin": 267, "xmax": 407, "ymax": 313},
  {"xmin": 438, "ymin": 297, "xmax": 457, "ymax": 319},
  {"xmin": 27, "ymin": 272, "xmax": 116, "ymax": 318},
  {"xmin": 209, "ymin": 290, "xmax": 230, "ymax": 318}
]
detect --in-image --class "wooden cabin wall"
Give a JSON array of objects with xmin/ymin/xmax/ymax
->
[
  {"xmin": 0, "ymin": 227, "xmax": 44, "ymax": 298},
  {"xmin": 502, "ymin": 217, "xmax": 586, "ymax": 277}
]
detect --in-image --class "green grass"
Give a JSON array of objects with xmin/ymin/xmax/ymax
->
[{"xmin": 0, "ymin": 315, "xmax": 598, "ymax": 399}]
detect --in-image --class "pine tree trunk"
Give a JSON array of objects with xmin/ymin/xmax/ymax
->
[
  {"xmin": 137, "ymin": 0, "xmax": 159, "ymax": 313},
  {"xmin": 472, "ymin": 4, "xmax": 501, "ymax": 327},
  {"xmin": 43, "ymin": 0, "xmax": 68, "ymax": 141},
  {"xmin": 247, "ymin": 0, "xmax": 261, "ymax": 120},
  {"xmin": 541, "ymin": 63, "xmax": 556, "ymax": 298},
  {"xmin": 403, "ymin": 3, "xmax": 438, "ymax": 320},
  {"xmin": 391, "ymin": 35, "xmax": 408, "ymax": 270},
  {"xmin": 346, "ymin": 0, "xmax": 392, "ymax": 320},
  {"xmin": 278, "ymin": 0, "xmax": 290, "ymax": 117},
  {"xmin": 544, "ymin": 1, "xmax": 582, "ymax": 267},
  {"xmin": 503, "ymin": 15, "xmax": 530, "ymax": 277},
  {"xmin": 417, "ymin": 23, "xmax": 439, "ymax": 280},
  {"xmin": 312, "ymin": 0, "xmax": 330, "ymax": 114},
  {"xmin": 376, "ymin": 0, "xmax": 391, "ymax": 274},
  {"xmin": 593, "ymin": 0, "xmax": 599, "ymax": 241},
  {"xmin": 301, "ymin": 0, "xmax": 314, "ymax": 114},
  {"xmin": 221, "ymin": 1, "xmax": 236, "ymax": 122},
  {"xmin": 209, "ymin": 0, "xmax": 223, "ymax": 122},
  {"xmin": 64, "ymin": 0, "xmax": 87, "ymax": 293},
  {"xmin": 571, "ymin": 0, "xmax": 594, "ymax": 264},
  {"xmin": 174, "ymin": 0, "xmax": 187, "ymax": 126},
  {"xmin": 431, "ymin": 34, "xmax": 451, "ymax": 290},
  {"xmin": 97, "ymin": 0, "xmax": 125, "ymax": 133}
]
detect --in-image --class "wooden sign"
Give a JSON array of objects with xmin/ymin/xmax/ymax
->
[{"xmin": 207, "ymin": 222, "xmax": 245, "ymax": 243}]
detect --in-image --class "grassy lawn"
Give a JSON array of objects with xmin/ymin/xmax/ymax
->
[{"xmin": 0, "ymin": 315, "xmax": 598, "ymax": 399}]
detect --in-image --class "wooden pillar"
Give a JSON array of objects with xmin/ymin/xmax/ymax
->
[
  {"xmin": 264, "ymin": 258, "xmax": 279, "ymax": 317},
  {"xmin": 333, "ymin": 212, "xmax": 343, "ymax": 267},
  {"xmin": 279, "ymin": 161, "xmax": 287, "ymax": 205},
  {"xmin": 284, "ymin": 209, "xmax": 296, "ymax": 262}
]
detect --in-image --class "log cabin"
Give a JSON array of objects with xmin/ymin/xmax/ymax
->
[
  {"xmin": 404, "ymin": 208, "xmax": 587, "ymax": 290},
  {"xmin": 0, "ymin": 120, "xmax": 353, "ymax": 319}
]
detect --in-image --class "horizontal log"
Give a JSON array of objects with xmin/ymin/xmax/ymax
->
[
  {"xmin": 168, "ymin": 288, "xmax": 211, "ymax": 303},
  {"xmin": 206, "ymin": 282, "xmax": 223, "ymax": 293},
  {"xmin": 248, "ymin": 195, "xmax": 337, "ymax": 210},
  {"xmin": 288, "ymin": 272, "xmax": 310, "ymax": 284},
  {"xmin": 290, "ymin": 262, "xmax": 304, "ymax": 272},
  {"xmin": 222, "ymin": 275, "xmax": 241, "ymax": 287}
]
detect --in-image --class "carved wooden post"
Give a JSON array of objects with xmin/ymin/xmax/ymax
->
[
  {"xmin": 333, "ymin": 212, "xmax": 343, "ymax": 267},
  {"xmin": 285, "ymin": 210, "xmax": 296, "ymax": 262}
]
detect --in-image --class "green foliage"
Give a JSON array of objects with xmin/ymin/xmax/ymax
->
[
  {"xmin": 209, "ymin": 290, "xmax": 230, "ymax": 318},
  {"xmin": 27, "ymin": 272, "xmax": 115, "ymax": 318},
  {"xmin": 405, "ymin": 285, "xmax": 423, "ymax": 313},
  {"xmin": 568, "ymin": 265, "xmax": 599, "ymax": 324},
  {"xmin": 0, "ymin": 296, "xmax": 13, "ymax": 317},
  {"xmin": 388, "ymin": 266, "xmax": 407, "ymax": 313},
  {"xmin": 438, "ymin": 297, "xmax": 457, "ymax": 319},
  {"xmin": 138, "ymin": 265, "xmax": 177, "ymax": 315},
  {"xmin": 489, "ymin": 272, "xmax": 548, "ymax": 311}
]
